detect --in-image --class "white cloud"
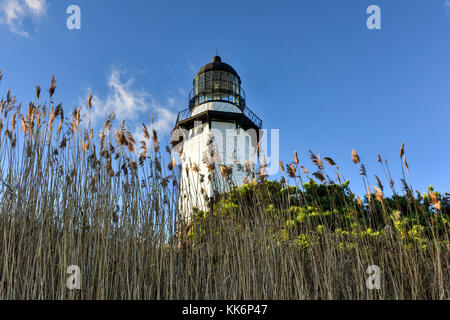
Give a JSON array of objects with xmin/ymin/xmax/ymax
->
[
  {"xmin": 151, "ymin": 106, "xmax": 177, "ymax": 133},
  {"xmin": 0, "ymin": 0, "xmax": 48, "ymax": 36},
  {"xmin": 187, "ymin": 59, "xmax": 197, "ymax": 73},
  {"xmin": 24, "ymin": 0, "xmax": 45, "ymax": 14},
  {"xmin": 92, "ymin": 69, "xmax": 148, "ymax": 120},
  {"xmin": 446, "ymin": 0, "xmax": 450, "ymax": 14},
  {"xmin": 86, "ymin": 68, "xmax": 178, "ymax": 136}
]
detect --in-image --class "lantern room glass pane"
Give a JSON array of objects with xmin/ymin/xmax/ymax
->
[
  {"xmin": 229, "ymin": 80, "xmax": 234, "ymax": 91},
  {"xmin": 199, "ymin": 74, "xmax": 205, "ymax": 91},
  {"xmin": 213, "ymin": 79, "xmax": 220, "ymax": 90},
  {"xmin": 221, "ymin": 71, "xmax": 228, "ymax": 80},
  {"xmin": 205, "ymin": 72, "xmax": 211, "ymax": 90},
  {"xmin": 220, "ymin": 80, "xmax": 228, "ymax": 90}
]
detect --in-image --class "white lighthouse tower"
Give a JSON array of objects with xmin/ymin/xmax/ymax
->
[{"xmin": 172, "ymin": 56, "xmax": 262, "ymax": 221}]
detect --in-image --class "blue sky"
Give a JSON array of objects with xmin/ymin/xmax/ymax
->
[{"xmin": 1, "ymin": 0, "xmax": 450, "ymax": 195}]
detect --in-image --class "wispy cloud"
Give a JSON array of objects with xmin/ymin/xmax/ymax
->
[
  {"xmin": 0, "ymin": 0, "xmax": 48, "ymax": 37},
  {"xmin": 86, "ymin": 68, "xmax": 178, "ymax": 136},
  {"xmin": 90, "ymin": 69, "xmax": 148, "ymax": 121},
  {"xmin": 446, "ymin": 0, "xmax": 450, "ymax": 15},
  {"xmin": 187, "ymin": 59, "xmax": 197, "ymax": 73}
]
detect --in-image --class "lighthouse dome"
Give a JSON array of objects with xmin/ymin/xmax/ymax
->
[
  {"xmin": 195, "ymin": 56, "xmax": 241, "ymax": 83},
  {"xmin": 190, "ymin": 56, "xmax": 245, "ymax": 110}
]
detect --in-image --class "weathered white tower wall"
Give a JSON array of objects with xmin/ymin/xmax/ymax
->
[{"xmin": 178, "ymin": 101, "xmax": 258, "ymax": 218}]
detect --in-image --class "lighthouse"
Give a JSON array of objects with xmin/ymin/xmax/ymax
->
[{"xmin": 172, "ymin": 56, "xmax": 262, "ymax": 221}]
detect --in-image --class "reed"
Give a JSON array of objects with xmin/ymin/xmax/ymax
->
[{"xmin": 0, "ymin": 75, "xmax": 448, "ymax": 300}]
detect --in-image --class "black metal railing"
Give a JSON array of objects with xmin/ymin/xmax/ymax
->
[
  {"xmin": 176, "ymin": 108, "xmax": 192, "ymax": 124},
  {"xmin": 243, "ymin": 106, "xmax": 262, "ymax": 128},
  {"xmin": 175, "ymin": 105, "xmax": 262, "ymax": 129}
]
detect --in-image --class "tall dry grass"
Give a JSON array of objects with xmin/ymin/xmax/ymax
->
[{"xmin": 0, "ymin": 74, "xmax": 448, "ymax": 299}]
